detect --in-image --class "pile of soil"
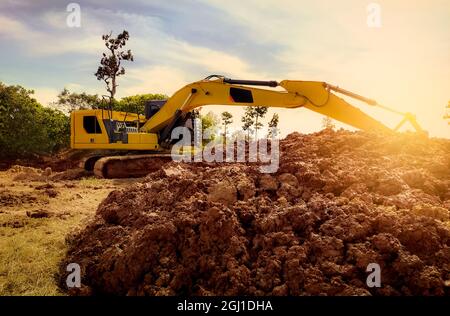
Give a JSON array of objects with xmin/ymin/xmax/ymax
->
[
  {"xmin": 59, "ymin": 129, "xmax": 450, "ymax": 296},
  {"xmin": 0, "ymin": 149, "xmax": 95, "ymax": 172},
  {"xmin": 9, "ymin": 165, "xmax": 91, "ymax": 182}
]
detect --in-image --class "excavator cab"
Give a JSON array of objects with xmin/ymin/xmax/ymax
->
[{"xmin": 70, "ymin": 109, "xmax": 160, "ymax": 151}]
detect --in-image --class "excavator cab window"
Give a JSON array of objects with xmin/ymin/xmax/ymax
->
[
  {"xmin": 230, "ymin": 87, "xmax": 253, "ymax": 103},
  {"xmin": 83, "ymin": 116, "xmax": 102, "ymax": 134},
  {"xmin": 145, "ymin": 100, "xmax": 167, "ymax": 119}
]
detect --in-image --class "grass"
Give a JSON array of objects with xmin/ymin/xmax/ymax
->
[
  {"xmin": 0, "ymin": 215, "xmax": 82, "ymax": 295},
  {"xmin": 0, "ymin": 172, "xmax": 135, "ymax": 296},
  {"xmin": 78, "ymin": 176, "xmax": 104, "ymax": 187},
  {"xmin": 0, "ymin": 172, "xmax": 138, "ymax": 296}
]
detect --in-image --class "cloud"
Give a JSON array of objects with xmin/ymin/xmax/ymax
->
[
  {"xmin": 0, "ymin": 13, "xmax": 101, "ymax": 56},
  {"xmin": 0, "ymin": 0, "xmax": 448, "ymax": 137},
  {"xmin": 201, "ymin": 0, "xmax": 450, "ymax": 137},
  {"xmin": 162, "ymin": 39, "xmax": 268, "ymax": 79},
  {"xmin": 0, "ymin": 15, "xmax": 39, "ymax": 40},
  {"xmin": 31, "ymin": 87, "xmax": 59, "ymax": 106},
  {"xmin": 121, "ymin": 65, "xmax": 188, "ymax": 97}
]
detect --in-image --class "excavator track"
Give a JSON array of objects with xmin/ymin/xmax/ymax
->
[{"xmin": 93, "ymin": 154, "xmax": 175, "ymax": 178}]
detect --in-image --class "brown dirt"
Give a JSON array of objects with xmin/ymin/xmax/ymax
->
[
  {"xmin": 0, "ymin": 165, "xmax": 141, "ymax": 295},
  {"xmin": 8, "ymin": 165, "xmax": 91, "ymax": 182},
  {"xmin": 0, "ymin": 149, "xmax": 88, "ymax": 172},
  {"xmin": 26, "ymin": 209, "xmax": 53, "ymax": 218},
  {"xmin": 59, "ymin": 130, "xmax": 450, "ymax": 296}
]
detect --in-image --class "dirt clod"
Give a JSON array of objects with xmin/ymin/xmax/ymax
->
[
  {"xmin": 26, "ymin": 209, "xmax": 52, "ymax": 218},
  {"xmin": 59, "ymin": 130, "xmax": 450, "ymax": 296}
]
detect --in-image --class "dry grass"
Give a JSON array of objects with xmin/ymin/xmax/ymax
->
[
  {"xmin": 0, "ymin": 170, "xmax": 138, "ymax": 296},
  {"xmin": 0, "ymin": 216, "xmax": 79, "ymax": 295}
]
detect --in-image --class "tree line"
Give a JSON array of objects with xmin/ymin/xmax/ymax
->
[{"xmin": 0, "ymin": 81, "xmax": 169, "ymax": 159}]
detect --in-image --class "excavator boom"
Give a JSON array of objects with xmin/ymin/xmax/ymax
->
[{"xmin": 141, "ymin": 76, "xmax": 395, "ymax": 135}]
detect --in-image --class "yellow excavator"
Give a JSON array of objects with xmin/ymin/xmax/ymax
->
[{"xmin": 70, "ymin": 75, "xmax": 424, "ymax": 178}]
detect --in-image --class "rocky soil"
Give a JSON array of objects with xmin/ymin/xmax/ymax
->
[{"xmin": 59, "ymin": 129, "xmax": 450, "ymax": 296}]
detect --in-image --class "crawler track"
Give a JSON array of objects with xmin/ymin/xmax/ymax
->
[{"xmin": 93, "ymin": 154, "xmax": 175, "ymax": 178}]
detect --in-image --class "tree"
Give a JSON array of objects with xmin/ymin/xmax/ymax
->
[
  {"xmin": 36, "ymin": 106, "xmax": 70, "ymax": 153},
  {"xmin": 52, "ymin": 88, "xmax": 102, "ymax": 113},
  {"xmin": 254, "ymin": 106, "xmax": 268, "ymax": 139},
  {"xmin": 221, "ymin": 111, "xmax": 233, "ymax": 140},
  {"xmin": 0, "ymin": 82, "xmax": 70, "ymax": 159},
  {"xmin": 321, "ymin": 116, "xmax": 335, "ymax": 130},
  {"xmin": 268, "ymin": 113, "xmax": 280, "ymax": 138},
  {"xmin": 241, "ymin": 107, "xmax": 254, "ymax": 141},
  {"xmin": 243, "ymin": 106, "xmax": 268, "ymax": 139},
  {"xmin": 200, "ymin": 111, "xmax": 220, "ymax": 144},
  {"xmin": 116, "ymin": 93, "xmax": 167, "ymax": 114},
  {"xmin": 95, "ymin": 30, "xmax": 134, "ymax": 102},
  {"xmin": 53, "ymin": 89, "xmax": 168, "ymax": 115}
]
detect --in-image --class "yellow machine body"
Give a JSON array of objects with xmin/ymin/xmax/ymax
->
[
  {"xmin": 71, "ymin": 109, "xmax": 160, "ymax": 150},
  {"xmin": 71, "ymin": 76, "xmax": 424, "ymax": 152}
]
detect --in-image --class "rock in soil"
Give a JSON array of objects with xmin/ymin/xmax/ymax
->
[{"xmin": 59, "ymin": 130, "xmax": 450, "ymax": 296}]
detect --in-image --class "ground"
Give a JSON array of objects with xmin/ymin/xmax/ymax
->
[
  {"xmin": 0, "ymin": 166, "xmax": 139, "ymax": 295},
  {"xmin": 58, "ymin": 130, "xmax": 450, "ymax": 296},
  {"xmin": 1, "ymin": 130, "xmax": 449, "ymax": 296}
]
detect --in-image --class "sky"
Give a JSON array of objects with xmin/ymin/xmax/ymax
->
[{"xmin": 0, "ymin": 0, "xmax": 449, "ymax": 138}]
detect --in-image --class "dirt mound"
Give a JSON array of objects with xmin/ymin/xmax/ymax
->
[
  {"xmin": 0, "ymin": 149, "xmax": 96, "ymax": 172},
  {"xmin": 9, "ymin": 165, "xmax": 91, "ymax": 182},
  {"xmin": 50, "ymin": 168, "xmax": 91, "ymax": 181},
  {"xmin": 59, "ymin": 130, "xmax": 450, "ymax": 296}
]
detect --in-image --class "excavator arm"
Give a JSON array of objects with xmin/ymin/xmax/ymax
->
[{"xmin": 141, "ymin": 75, "xmax": 423, "ymax": 135}]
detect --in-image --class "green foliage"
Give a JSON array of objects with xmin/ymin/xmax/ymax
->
[
  {"xmin": 201, "ymin": 111, "xmax": 220, "ymax": 143},
  {"xmin": 221, "ymin": 111, "xmax": 233, "ymax": 125},
  {"xmin": 242, "ymin": 106, "xmax": 268, "ymax": 139},
  {"xmin": 37, "ymin": 107, "xmax": 70, "ymax": 153},
  {"xmin": 116, "ymin": 93, "xmax": 168, "ymax": 114},
  {"xmin": 268, "ymin": 113, "xmax": 280, "ymax": 138},
  {"xmin": 53, "ymin": 89, "xmax": 168, "ymax": 115},
  {"xmin": 0, "ymin": 82, "xmax": 69, "ymax": 159},
  {"xmin": 253, "ymin": 106, "xmax": 268, "ymax": 138},
  {"xmin": 53, "ymin": 88, "xmax": 102, "ymax": 112},
  {"xmin": 241, "ymin": 107, "xmax": 255, "ymax": 140},
  {"xmin": 221, "ymin": 111, "xmax": 233, "ymax": 139}
]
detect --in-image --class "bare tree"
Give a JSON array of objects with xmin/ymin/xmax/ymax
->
[{"xmin": 95, "ymin": 30, "xmax": 134, "ymax": 102}]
